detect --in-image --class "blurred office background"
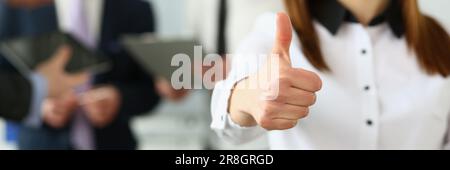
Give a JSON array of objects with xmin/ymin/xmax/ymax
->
[{"xmin": 1, "ymin": 0, "xmax": 449, "ymax": 150}]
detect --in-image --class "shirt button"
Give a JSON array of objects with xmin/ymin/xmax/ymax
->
[
  {"xmin": 361, "ymin": 49, "xmax": 367, "ymax": 55},
  {"xmin": 366, "ymin": 120, "xmax": 373, "ymax": 126},
  {"xmin": 364, "ymin": 86, "xmax": 370, "ymax": 91}
]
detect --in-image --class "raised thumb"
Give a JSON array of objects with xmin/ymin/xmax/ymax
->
[{"xmin": 272, "ymin": 12, "xmax": 293, "ymax": 62}]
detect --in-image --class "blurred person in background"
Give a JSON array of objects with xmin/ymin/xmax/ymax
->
[
  {"xmin": 0, "ymin": 47, "xmax": 86, "ymax": 121},
  {"xmin": 225, "ymin": 0, "xmax": 283, "ymax": 54},
  {"xmin": 211, "ymin": 0, "xmax": 450, "ymax": 150},
  {"xmin": 17, "ymin": 0, "xmax": 184, "ymax": 150},
  {"xmin": 186, "ymin": 0, "xmax": 282, "ymax": 80},
  {"xmin": 0, "ymin": 0, "xmax": 87, "ymax": 144},
  {"xmin": 184, "ymin": 0, "xmax": 281, "ymax": 149}
]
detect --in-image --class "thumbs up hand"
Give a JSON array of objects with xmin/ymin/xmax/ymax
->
[{"xmin": 229, "ymin": 13, "xmax": 322, "ymax": 130}]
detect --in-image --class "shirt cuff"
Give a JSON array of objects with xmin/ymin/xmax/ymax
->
[
  {"xmin": 210, "ymin": 79, "xmax": 236, "ymax": 130},
  {"xmin": 210, "ymin": 77, "xmax": 265, "ymax": 144},
  {"xmin": 23, "ymin": 73, "xmax": 48, "ymax": 127}
]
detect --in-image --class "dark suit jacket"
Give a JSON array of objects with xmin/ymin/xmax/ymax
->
[
  {"xmin": 93, "ymin": 0, "xmax": 160, "ymax": 150},
  {"xmin": 0, "ymin": 4, "xmax": 58, "ymax": 121},
  {"xmin": 18, "ymin": 0, "xmax": 160, "ymax": 150},
  {"xmin": 0, "ymin": 72, "xmax": 31, "ymax": 121}
]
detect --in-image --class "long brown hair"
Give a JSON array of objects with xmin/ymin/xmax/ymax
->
[{"xmin": 284, "ymin": 0, "xmax": 450, "ymax": 77}]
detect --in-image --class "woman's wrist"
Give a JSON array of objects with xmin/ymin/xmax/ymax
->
[{"xmin": 228, "ymin": 79, "xmax": 258, "ymax": 127}]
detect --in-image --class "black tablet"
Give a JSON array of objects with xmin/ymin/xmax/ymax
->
[{"xmin": 0, "ymin": 31, "xmax": 111, "ymax": 76}]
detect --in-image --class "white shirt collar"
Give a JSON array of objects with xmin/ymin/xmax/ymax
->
[{"xmin": 55, "ymin": 0, "xmax": 104, "ymax": 44}]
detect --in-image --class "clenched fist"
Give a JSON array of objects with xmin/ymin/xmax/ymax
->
[
  {"xmin": 229, "ymin": 13, "xmax": 322, "ymax": 130},
  {"xmin": 42, "ymin": 91, "xmax": 78, "ymax": 129},
  {"xmin": 81, "ymin": 86, "xmax": 121, "ymax": 128}
]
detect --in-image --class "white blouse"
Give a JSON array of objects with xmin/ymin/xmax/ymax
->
[{"xmin": 210, "ymin": 13, "xmax": 450, "ymax": 150}]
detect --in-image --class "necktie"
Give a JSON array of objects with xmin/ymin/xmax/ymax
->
[
  {"xmin": 66, "ymin": 0, "xmax": 96, "ymax": 49},
  {"xmin": 72, "ymin": 83, "xmax": 95, "ymax": 150},
  {"xmin": 217, "ymin": 0, "xmax": 228, "ymax": 55},
  {"xmin": 67, "ymin": 0, "xmax": 96, "ymax": 150}
]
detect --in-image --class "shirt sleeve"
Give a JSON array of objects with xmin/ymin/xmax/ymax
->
[
  {"xmin": 22, "ymin": 73, "xmax": 47, "ymax": 127},
  {"xmin": 210, "ymin": 13, "xmax": 277, "ymax": 144}
]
